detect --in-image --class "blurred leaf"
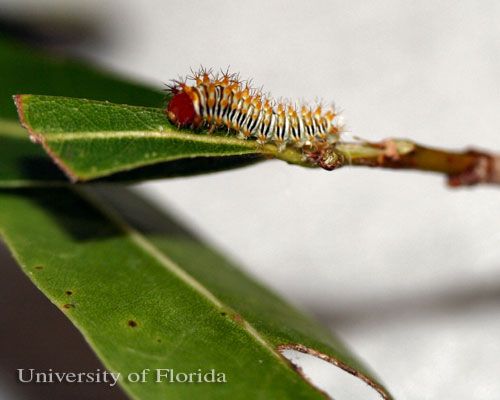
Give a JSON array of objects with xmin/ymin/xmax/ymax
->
[
  {"xmin": 0, "ymin": 186, "xmax": 392, "ymax": 399},
  {"xmin": 0, "ymin": 35, "xmax": 164, "ymax": 118},
  {"xmin": 0, "ymin": 122, "xmax": 67, "ymax": 186}
]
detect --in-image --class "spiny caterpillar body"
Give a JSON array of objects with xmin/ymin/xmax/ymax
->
[{"xmin": 165, "ymin": 69, "xmax": 345, "ymax": 155}]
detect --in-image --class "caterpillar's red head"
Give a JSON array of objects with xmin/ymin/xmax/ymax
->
[{"xmin": 166, "ymin": 90, "xmax": 197, "ymax": 128}]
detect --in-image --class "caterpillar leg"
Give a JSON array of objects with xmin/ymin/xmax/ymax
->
[
  {"xmin": 206, "ymin": 124, "xmax": 217, "ymax": 134},
  {"xmin": 237, "ymin": 128, "xmax": 252, "ymax": 140}
]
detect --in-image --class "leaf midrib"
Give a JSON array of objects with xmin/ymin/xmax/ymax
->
[{"xmin": 40, "ymin": 130, "xmax": 261, "ymax": 148}]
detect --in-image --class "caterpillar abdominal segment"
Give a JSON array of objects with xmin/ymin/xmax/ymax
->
[{"xmin": 165, "ymin": 69, "xmax": 345, "ymax": 154}]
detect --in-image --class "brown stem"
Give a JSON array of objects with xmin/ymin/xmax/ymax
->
[{"xmin": 329, "ymin": 139, "xmax": 500, "ymax": 187}]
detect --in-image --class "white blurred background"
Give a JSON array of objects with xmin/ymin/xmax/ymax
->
[{"xmin": 1, "ymin": 1, "xmax": 499, "ymax": 399}]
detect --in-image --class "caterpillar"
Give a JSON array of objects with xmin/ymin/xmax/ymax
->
[{"xmin": 165, "ymin": 69, "xmax": 345, "ymax": 154}]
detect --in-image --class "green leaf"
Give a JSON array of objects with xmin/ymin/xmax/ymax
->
[
  {"xmin": 15, "ymin": 95, "xmax": 271, "ymax": 181},
  {"xmin": 0, "ymin": 116, "xmax": 261, "ymax": 187},
  {"xmin": 15, "ymin": 95, "xmax": 309, "ymax": 182},
  {"xmin": 0, "ymin": 186, "xmax": 392, "ymax": 399},
  {"xmin": 0, "ymin": 35, "xmax": 393, "ymax": 399},
  {"xmin": 0, "ymin": 36, "xmax": 262, "ymax": 186},
  {"xmin": 0, "ymin": 35, "xmax": 164, "ymax": 118}
]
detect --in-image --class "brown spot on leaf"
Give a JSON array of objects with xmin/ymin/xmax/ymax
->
[
  {"xmin": 62, "ymin": 303, "xmax": 75, "ymax": 309},
  {"xmin": 65, "ymin": 290, "xmax": 73, "ymax": 296},
  {"xmin": 127, "ymin": 320, "xmax": 138, "ymax": 328},
  {"xmin": 34, "ymin": 266, "xmax": 44, "ymax": 270},
  {"xmin": 231, "ymin": 313, "xmax": 244, "ymax": 325}
]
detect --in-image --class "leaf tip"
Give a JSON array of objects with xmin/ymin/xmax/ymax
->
[
  {"xmin": 13, "ymin": 94, "xmax": 41, "ymax": 143},
  {"xmin": 12, "ymin": 94, "xmax": 81, "ymax": 183}
]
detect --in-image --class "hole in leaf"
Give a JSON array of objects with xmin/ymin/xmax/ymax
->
[
  {"xmin": 279, "ymin": 346, "xmax": 387, "ymax": 400},
  {"xmin": 65, "ymin": 290, "xmax": 73, "ymax": 296}
]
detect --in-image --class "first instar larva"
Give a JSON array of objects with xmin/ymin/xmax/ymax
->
[{"xmin": 165, "ymin": 69, "xmax": 345, "ymax": 154}]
